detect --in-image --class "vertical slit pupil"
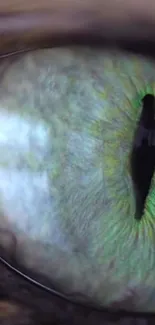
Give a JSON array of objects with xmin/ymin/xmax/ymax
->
[{"xmin": 131, "ymin": 94, "xmax": 155, "ymax": 220}]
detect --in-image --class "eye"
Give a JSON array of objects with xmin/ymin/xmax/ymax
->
[{"xmin": 0, "ymin": 48, "xmax": 155, "ymax": 313}]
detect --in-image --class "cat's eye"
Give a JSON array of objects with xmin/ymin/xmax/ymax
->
[{"xmin": 0, "ymin": 48, "xmax": 155, "ymax": 314}]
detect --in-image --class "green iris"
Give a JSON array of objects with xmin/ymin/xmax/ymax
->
[{"xmin": 0, "ymin": 48, "xmax": 155, "ymax": 312}]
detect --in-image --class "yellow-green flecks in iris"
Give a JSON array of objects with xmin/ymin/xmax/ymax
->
[
  {"xmin": 50, "ymin": 168, "xmax": 61, "ymax": 181},
  {"xmin": 132, "ymin": 85, "xmax": 155, "ymax": 111},
  {"xmin": 98, "ymin": 90, "xmax": 109, "ymax": 101},
  {"xmin": 25, "ymin": 152, "xmax": 40, "ymax": 171},
  {"xmin": 89, "ymin": 119, "xmax": 103, "ymax": 138},
  {"xmin": 3, "ymin": 49, "xmax": 155, "ymax": 311}
]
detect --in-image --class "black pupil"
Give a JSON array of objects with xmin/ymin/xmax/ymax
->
[{"xmin": 131, "ymin": 94, "xmax": 155, "ymax": 220}]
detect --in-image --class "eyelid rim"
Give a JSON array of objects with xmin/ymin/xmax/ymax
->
[{"xmin": 0, "ymin": 12, "xmax": 155, "ymax": 60}]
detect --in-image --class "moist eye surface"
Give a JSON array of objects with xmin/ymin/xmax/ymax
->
[{"xmin": 0, "ymin": 48, "xmax": 155, "ymax": 312}]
